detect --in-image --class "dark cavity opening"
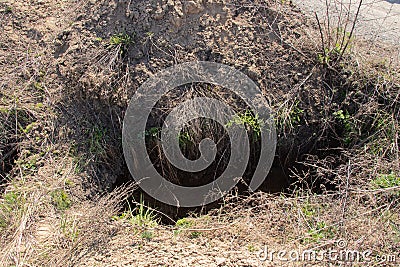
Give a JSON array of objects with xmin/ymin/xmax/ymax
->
[{"xmin": 115, "ymin": 82, "xmax": 343, "ymax": 223}]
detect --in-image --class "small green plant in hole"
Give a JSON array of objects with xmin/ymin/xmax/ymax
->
[
  {"xmin": 131, "ymin": 196, "xmax": 158, "ymax": 227},
  {"xmin": 0, "ymin": 190, "xmax": 27, "ymax": 230},
  {"xmin": 275, "ymin": 100, "xmax": 304, "ymax": 130},
  {"xmin": 16, "ymin": 156, "xmax": 38, "ymax": 174},
  {"xmin": 291, "ymin": 103, "xmax": 304, "ymax": 124},
  {"xmin": 88, "ymin": 126, "xmax": 107, "ymax": 158},
  {"xmin": 174, "ymin": 217, "xmax": 194, "ymax": 235},
  {"xmin": 109, "ymin": 33, "xmax": 133, "ymax": 46},
  {"xmin": 109, "ymin": 32, "xmax": 134, "ymax": 55},
  {"xmin": 2, "ymin": 191, "xmax": 20, "ymax": 211},
  {"xmin": 304, "ymin": 221, "xmax": 336, "ymax": 243},
  {"xmin": 302, "ymin": 202, "xmax": 316, "ymax": 218},
  {"xmin": 371, "ymin": 172, "xmax": 400, "ymax": 196},
  {"xmin": 50, "ymin": 189, "xmax": 71, "ymax": 211},
  {"xmin": 176, "ymin": 217, "xmax": 193, "ymax": 228},
  {"xmin": 333, "ymin": 109, "xmax": 353, "ymax": 144},
  {"xmin": 318, "ymin": 48, "xmax": 331, "ymax": 65},
  {"xmin": 141, "ymin": 230, "xmax": 154, "ymax": 240},
  {"xmin": 114, "ymin": 196, "xmax": 159, "ymax": 227},
  {"xmin": 145, "ymin": 127, "xmax": 161, "ymax": 139},
  {"xmin": 0, "ymin": 191, "xmax": 24, "ymax": 228},
  {"xmin": 286, "ymin": 101, "xmax": 304, "ymax": 126},
  {"xmin": 178, "ymin": 130, "xmax": 195, "ymax": 148},
  {"xmin": 189, "ymin": 231, "xmax": 202, "ymax": 239},
  {"xmin": 226, "ymin": 110, "xmax": 262, "ymax": 139},
  {"xmin": 21, "ymin": 122, "xmax": 37, "ymax": 134},
  {"xmin": 333, "ymin": 110, "xmax": 351, "ymax": 128}
]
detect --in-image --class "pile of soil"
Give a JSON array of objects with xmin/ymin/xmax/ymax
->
[{"xmin": 55, "ymin": 0, "xmax": 330, "ymax": 193}]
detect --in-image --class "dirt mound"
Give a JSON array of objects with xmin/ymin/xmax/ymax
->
[{"xmin": 55, "ymin": 0, "xmax": 316, "ymax": 190}]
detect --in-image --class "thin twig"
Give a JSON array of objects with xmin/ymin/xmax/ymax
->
[
  {"xmin": 315, "ymin": 12, "xmax": 327, "ymax": 61},
  {"xmin": 337, "ymin": 0, "xmax": 364, "ymax": 63},
  {"xmin": 325, "ymin": 0, "xmax": 331, "ymax": 47},
  {"xmin": 340, "ymin": 160, "xmax": 351, "ymax": 228}
]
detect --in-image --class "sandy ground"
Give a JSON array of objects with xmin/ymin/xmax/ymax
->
[{"xmin": 293, "ymin": 0, "xmax": 400, "ymax": 45}]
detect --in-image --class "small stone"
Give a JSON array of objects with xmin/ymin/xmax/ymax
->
[
  {"xmin": 174, "ymin": 3, "xmax": 184, "ymax": 17},
  {"xmin": 184, "ymin": 1, "xmax": 204, "ymax": 14},
  {"xmin": 171, "ymin": 16, "xmax": 182, "ymax": 28},
  {"xmin": 153, "ymin": 4, "xmax": 164, "ymax": 20},
  {"xmin": 216, "ymin": 257, "xmax": 226, "ymax": 266}
]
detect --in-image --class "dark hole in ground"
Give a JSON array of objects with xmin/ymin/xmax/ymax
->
[
  {"xmin": 0, "ymin": 143, "xmax": 18, "ymax": 193},
  {"xmin": 44, "ymin": 0, "xmax": 365, "ymax": 225},
  {"xmin": 0, "ymin": 143, "xmax": 18, "ymax": 177},
  {"xmin": 0, "ymin": 107, "xmax": 33, "ymax": 193},
  {"xmin": 115, "ymin": 150, "xmax": 341, "ymax": 224},
  {"xmin": 113, "ymin": 82, "xmax": 344, "ymax": 224}
]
